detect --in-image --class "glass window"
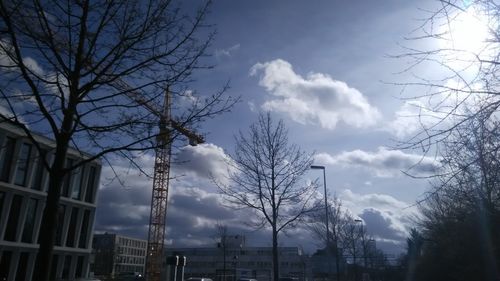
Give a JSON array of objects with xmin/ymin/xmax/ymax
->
[
  {"xmin": 0, "ymin": 137, "xmax": 15, "ymax": 182},
  {"xmin": 4, "ymin": 195, "xmax": 23, "ymax": 241},
  {"xmin": 66, "ymin": 207, "xmax": 79, "ymax": 247},
  {"xmin": 71, "ymin": 166, "xmax": 85, "ymax": 200},
  {"xmin": 75, "ymin": 256, "xmax": 84, "ymax": 277},
  {"xmin": 14, "ymin": 143, "xmax": 31, "ymax": 186},
  {"xmin": 21, "ymin": 198, "xmax": 38, "ymax": 243},
  {"xmin": 62, "ymin": 158, "xmax": 74, "ymax": 197},
  {"xmin": 54, "ymin": 205, "xmax": 66, "ymax": 246},
  {"xmin": 78, "ymin": 210, "xmax": 91, "ymax": 248},
  {"xmin": 31, "ymin": 150, "xmax": 47, "ymax": 191},
  {"xmin": 0, "ymin": 192, "xmax": 5, "ymax": 219},
  {"xmin": 15, "ymin": 252, "xmax": 29, "ymax": 281},
  {"xmin": 85, "ymin": 166, "xmax": 97, "ymax": 203},
  {"xmin": 62, "ymin": 255, "xmax": 71, "ymax": 279},
  {"xmin": 50, "ymin": 255, "xmax": 58, "ymax": 281},
  {"xmin": 0, "ymin": 251, "xmax": 12, "ymax": 280}
]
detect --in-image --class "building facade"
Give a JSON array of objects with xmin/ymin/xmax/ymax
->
[
  {"xmin": 166, "ymin": 235, "xmax": 308, "ymax": 281},
  {"xmin": 0, "ymin": 122, "xmax": 102, "ymax": 280},
  {"xmin": 92, "ymin": 233, "xmax": 147, "ymax": 278}
]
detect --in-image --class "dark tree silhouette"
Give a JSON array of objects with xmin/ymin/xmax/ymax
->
[
  {"xmin": 217, "ymin": 113, "xmax": 318, "ymax": 281},
  {"xmin": 0, "ymin": 1, "xmax": 235, "ymax": 280}
]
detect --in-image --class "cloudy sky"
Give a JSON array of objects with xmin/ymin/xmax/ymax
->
[{"xmin": 94, "ymin": 0, "xmax": 465, "ymax": 256}]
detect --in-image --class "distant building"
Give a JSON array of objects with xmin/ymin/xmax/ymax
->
[
  {"xmin": 166, "ymin": 235, "xmax": 308, "ymax": 281},
  {"xmin": 0, "ymin": 122, "xmax": 102, "ymax": 280},
  {"xmin": 92, "ymin": 233, "xmax": 147, "ymax": 278}
]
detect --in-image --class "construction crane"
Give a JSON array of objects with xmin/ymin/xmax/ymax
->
[{"xmin": 112, "ymin": 80, "xmax": 204, "ymax": 281}]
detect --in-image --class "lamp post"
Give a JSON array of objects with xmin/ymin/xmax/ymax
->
[
  {"xmin": 310, "ymin": 165, "xmax": 334, "ymax": 280},
  {"xmin": 310, "ymin": 165, "xmax": 329, "ymax": 247},
  {"xmin": 354, "ymin": 219, "xmax": 363, "ymax": 281}
]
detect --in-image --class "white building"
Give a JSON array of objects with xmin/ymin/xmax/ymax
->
[
  {"xmin": 0, "ymin": 122, "xmax": 101, "ymax": 280},
  {"xmin": 92, "ymin": 233, "xmax": 147, "ymax": 278}
]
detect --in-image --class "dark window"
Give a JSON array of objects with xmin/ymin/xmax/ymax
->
[
  {"xmin": 14, "ymin": 143, "xmax": 31, "ymax": 186},
  {"xmin": 21, "ymin": 198, "xmax": 38, "ymax": 243},
  {"xmin": 31, "ymin": 150, "xmax": 47, "ymax": 191},
  {"xmin": 54, "ymin": 205, "xmax": 66, "ymax": 246},
  {"xmin": 62, "ymin": 255, "xmax": 71, "ymax": 279},
  {"xmin": 1, "ymin": 137, "xmax": 15, "ymax": 182},
  {"xmin": 79, "ymin": 210, "xmax": 91, "ymax": 248},
  {"xmin": 85, "ymin": 166, "xmax": 97, "ymax": 203},
  {"xmin": 4, "ymin": 195, "xmax": 23, "ymax": 241},
  {"xmin": 50, "ymin": 255, "xmax": 58, "ymax": 281},
  {"xmin": 71, "ymin": 166, "xmax": 85, "ymax": 200},
  {"xmin": 75, "ymin": 256, "xmax": 84, "ymax": 277},
  {"xmin": 0, "ymin": 192, "xmax": 5, "ymax": 219},
  {"xmin": 15, "ymin": 252, "xmax": 29, "ymax": 281},
  {"xmin": 66, "ymin": 207, "xmax": 79, "ymax": 247},
  {"xmin": 0, "ymin": 251, "xmax": 12, "ymax": 280},
  {"xmin": 62, "ymin": 159, "xmax": 74, "ymax": 197}
]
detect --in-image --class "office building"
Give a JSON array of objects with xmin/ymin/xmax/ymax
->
[
  {"xmin": 0, "ymin": 122, "xmax": 101, "ymax": 280},
  {"xmin": 92, "ymin": 233, "xmax": 147, "ymax": 278}
]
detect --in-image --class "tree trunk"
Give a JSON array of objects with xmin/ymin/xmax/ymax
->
[
  {"xmin": 272, "ymin": 227, "xmax": 279, "ymax": 281},
  {"xmin": 34, "ymin": 141, "xmax": 69, "ymax": 281}
]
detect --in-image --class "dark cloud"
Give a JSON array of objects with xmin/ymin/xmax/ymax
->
[{"xmin": 359, "ymin": 208, "xmax": 406, "ymax": 241}]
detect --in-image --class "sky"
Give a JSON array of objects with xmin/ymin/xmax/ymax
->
[{"xmin": 94, "ymin": 0, "xmax": 461, "ymax": 256}]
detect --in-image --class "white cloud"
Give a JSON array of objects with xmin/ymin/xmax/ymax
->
[
  {"xmin": 314, "ymin": 147, "xmax": 440, "ymax": 177},
  {"xmin": 250, "ymin": 59, "xmax": 381, "ymax": 130},
  {"xmin": 215, "ymin": 43, "xmax": 241, "ymax": 59},
  {"xmin": 174, "ymin": 143, "xmax": 233, "ymax": 182}
]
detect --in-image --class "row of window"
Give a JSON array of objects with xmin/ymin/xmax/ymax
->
[
  {"xmin": 118, "ymin": 246, "xmax": 146, "ymax": 257},
  {"xmin": 116, "ymin": 255, "xmax": 145, "ymax": 265},
  {"xmin": 0, "ymin": 251, "xmax": 87, "ymax": 281},
  {"xmin": 118, "ymin": 237, "xmax": 147, "ymax": 249},
  {"xmin": 115, "ymin": 264, "xmax": 144, "ymax": 274},
  {"xmin": 0, "ymin": 191, "xmax": 93, "ymax": 249},
  {"xmin": 0, "ymin": 136, "xmax": 99, "ymax": 204}
]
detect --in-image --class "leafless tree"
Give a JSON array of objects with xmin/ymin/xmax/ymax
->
[
  {"xmin": 0, "ymin": 1, "xmax": 235, "ymax": 280},
  {"xmin": 309, "ymin": 195, "xmax": 347, "ymax": 281},
  {"xmin": 394, "ymin": 0, "xmax": 500, "ymax": 156},
  {"xmin": 217, "ymin": 113, "xmax": 318, "ymax": 281},
  {"xmin": 215, "ymin": 223, "xmax": 230, "ymax": 281}
]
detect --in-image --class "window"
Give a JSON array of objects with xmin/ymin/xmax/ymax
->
[
  {"xmin": 0, "ymin": 137, "xmax": 15, "ymax": 182},
  {"xmin": 54, "ymin": 205, "xmax": 66, "ymax": 246},
  {"xmin": 66, "ymin": 207, "xmax": 79, "ymax": 247},
  {"xmin": 0, "ymin": 251, "xmax": 12, "ymax": 280},
  {"xmin": 31, "ymin": 150, "xmax": 47, "ymax": 191},
  {"xmin": 85, "ymin": 166, "xmax": 97, "ymax": 203},
  {"xmin": 50, "ymin": 255, "xmax": 59, "ymax": 281},
  {"xmin": 75, "ymin": 256, "xmax": 84, "ymax": 277},
  {"xmin": 62, "ymin": 255, "xmax": 71, "ymax": 279},
  {"xmin": 62, "ymin": 158, "xmax": 74, "ymax": 197},
  {"xmin": 0, "ymin": 192, "xmax": 4, "ymax": 219},
  {"xmin": 78, "ymin": 210, "xmax": 91, "ymax": 248},
  {"xmin": 15, "ymin": 252, "xmax": 29, "ymax": 281},
  {"xmin": 71, "ymin": 166, "xmax": 85, "ymax": 200},
  {"xmin": 14, "ymin": 143, "xmax": 31, "ymax": 186},
  {"xmin": 21, "ymin": 198, "xmax": 38, "ymax": 243},
  {"xmin": 4, "ymin": 195, "xmax": 23, "ymax": 241}
]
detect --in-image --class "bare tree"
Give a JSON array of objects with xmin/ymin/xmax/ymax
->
[
  {"xmin": 395, "ymin": 0, "xmax": 500, "ymax": 154},
  {"xmin": 309, "ymin": 195, "xmax": 347, "ymax": 281},
  {"xmin": 0, "ymin": 1, "xmax": 235, "ymax": 280},
  {"xmin": 217, "ymin": 113, "xmax": 318, "ymax": 281},
  {"xmin": 215, "ymin": 223, "xmax": 229, "ymax": 281}
]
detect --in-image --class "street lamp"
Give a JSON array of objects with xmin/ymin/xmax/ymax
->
[{"xmin": 310, "ymin": 165, "xmax": 330, "ymax": 248}]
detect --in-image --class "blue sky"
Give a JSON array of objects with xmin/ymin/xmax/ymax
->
[{"xmin": 94, "ymin": 0, "xmax": 455, "ymax": 255}]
